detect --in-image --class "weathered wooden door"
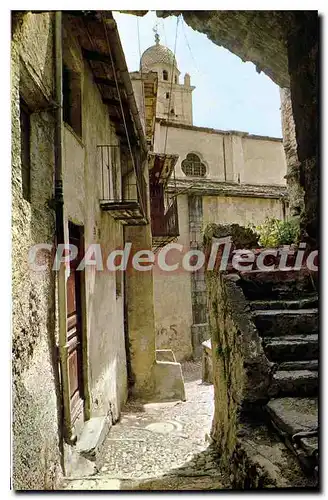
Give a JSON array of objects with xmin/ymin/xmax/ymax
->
[{"xmin": 67, "ymin": 222, "xmax": 84, "ymax": 422}]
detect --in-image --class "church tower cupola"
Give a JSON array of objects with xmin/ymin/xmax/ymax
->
[{"xmin": 139, "ymin": 32, "xmax": 195, "ymax": 125}]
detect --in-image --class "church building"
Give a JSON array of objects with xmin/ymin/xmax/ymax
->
[{"xmin": 131, "ymin": 35, "xmax": 287, "ymax": 362}]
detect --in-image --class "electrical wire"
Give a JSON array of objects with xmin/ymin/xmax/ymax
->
[
  {"xmin": 163, "ymin": 14, "xmax": 180, "ymax": 157},
  {"xmin": 181, "ymin": 17, "xmax": 201, "ymax": 75},
  {"xmin": 162, "ymin": 15, "xmax": 181, "ymax": 206},
  {"xmin": 100, "ymin": 13, "xmax": 145, "ymax": 215},
  {"xmin": 137, "ymin": 17, "xmax": 146, "ymax": 127}
]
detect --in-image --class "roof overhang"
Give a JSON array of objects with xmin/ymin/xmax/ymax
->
[
  {"xmin": 64, "ymin": 11, "xmax": 148, "ymax": 155},
  {"xmin": 148, "ymin": 152, "xmax": 179, "ymax": 186}
]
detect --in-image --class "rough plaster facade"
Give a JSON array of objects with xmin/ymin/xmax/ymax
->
[
  {"xmin": 12, "ymin": 12, "xmax": 187, "ymax": 490},
  {"xmin": 12, "ymin": 12, "xmax": 129, "ymax": 489},
  {"xmin": 11, "ymin": 12, "xmax": 62, "ymax": 490},
  {"xmin": 62, "ymin": 24, "xmax": 128, "ymax": 425}
]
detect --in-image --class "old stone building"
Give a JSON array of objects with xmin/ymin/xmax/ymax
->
[
  {"xmin": 131, "ymin": 37, "xmax": 287, "ymax": 361},
  {"xmin": 11, "ymin": 9, "xmax": 318, "ymax": 492},
  {"xmin": 12, "ymin": 11, "xmax": 185, "ymax": 490}
]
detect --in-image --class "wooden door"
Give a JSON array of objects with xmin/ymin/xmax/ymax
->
[{"xmin": 67, "ymin": 222, "xmax": 84, "ymax": 422}]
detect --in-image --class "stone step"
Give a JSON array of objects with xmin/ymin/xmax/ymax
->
[
  {"xmin": 266, "ymin": 397, "xmax": 318, "ymax": 437},
  {"xmin": 75, "ymin": 416, "xmax": 110, "ymax": 462},
  {"xmin": 279, "ymin": 360, "xmax": 318, "ymax": 371},
  {"xmin": 265, "ymin": 397, "xmax": 318, "ymax": 474},
  {"xmin": 239, "ymin": 269, "xmax": 317, "ymax": 301},
  {"xmin": 268, "ymin": 370, "xmax": 318, "ymax": 398},
  {"xmin": 263, "ymin": 334, "xmax": 318, "ymax": 362},
  {"xmin": 249, "ymin": 296, "xmax": 318, "ymax": 311},
  {"xmin": 252, "ymin": 309, "xmax": 318, "ymax": 337},
  {"xmin": 299, "ymin": 436, "xmax": 318, "ymax": 459}
]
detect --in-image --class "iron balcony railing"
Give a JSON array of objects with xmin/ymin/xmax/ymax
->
[
  {"xmin": 151, "ymin": 198, "xmax": 179, "ymax": 239},
  {"xmin": 98, "ymin": 144, "xmax": 147, "ymax": 225}
]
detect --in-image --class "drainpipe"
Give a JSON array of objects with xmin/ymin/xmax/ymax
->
[{"xmin": 54, "ymin": 11, "xmax": 75, "ymax": 444}]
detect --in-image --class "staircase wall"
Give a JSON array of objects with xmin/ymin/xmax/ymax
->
[{"xmin": 206, "ymin": 270, "xmax": 271, "ymax": 467}]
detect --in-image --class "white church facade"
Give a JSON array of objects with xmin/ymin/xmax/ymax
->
[{"xmin": 131, "ymin": 36, "xmax": 287, "ymax": 361}]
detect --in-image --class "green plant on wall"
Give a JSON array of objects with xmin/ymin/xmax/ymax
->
[{"xmin": 255, "ymin": 217, "xmax": 300, "ymax": 247}]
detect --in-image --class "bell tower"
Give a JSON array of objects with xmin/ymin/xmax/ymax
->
[{"xmin": 140, "ymin": 34, "xmax": 195, "ymax": 125}]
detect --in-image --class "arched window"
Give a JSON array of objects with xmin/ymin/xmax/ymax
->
[
  {"xmin": 163, "ymin": 70, "xmax": 168, "ymax": 81},
  {"xmin": 181, "ymin": 153, "xmax": 206, "ymax": 177}
]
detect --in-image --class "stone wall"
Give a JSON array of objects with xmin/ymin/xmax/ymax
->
[
  {"xmin": 280, "ymin": 88, "xmax": 304, "ymax": 217},
  {"xmin": 153, "ymin": 194, "xmax": 193, "ymax": 362},
  {"xmin": 204, "ymin": 223, "xmax": 272, "ymax": 467},
  {"xmin": 206, "ymin": 270, "xmax": 271, "ymax": 466},
  {"xmin": 11, "ymin": 12, "xmax": 130, "ymax": 489},
  {"xmin": 286, "ymin": 13, "xmax": 318, "ymax": 247},
  {"xmin": 11, "ymin": 12, "xmax": 62, "ymax": 490}
]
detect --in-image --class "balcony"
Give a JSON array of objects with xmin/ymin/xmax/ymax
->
[
  {"xmin": 98, "ymin": 145, "xmax": 148, "ymax": 226},
  {"xmin": 150, "ymin": 184, "xmax": 179, "ymax": 251},
  {"xmin": 148, "ymin": 152, "xmax": 180, "ymax": 250}
]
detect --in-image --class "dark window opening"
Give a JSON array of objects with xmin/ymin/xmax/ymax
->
[
  {"xmin": 20, "ymin": 99, "xmax": 31, "ymax": 202},
  {"xmin": 181, "ymin": 153, "xmax": 206, "ymax": 177},
  {"xmin": 174, "ymin": 75, "xmax": 178, "ymax": 84},
  {"xmin": 63, "ymin": 64, "xmax": 82, "ymax": 138},
  {"xmin": 166, "ymin": 92, "xmax": 170, "ymax": 99},
  {"xmin": 170, "ymin": 108, "xmax": 175, "ymax": 114},
  {"xmin": 163, "ymin": 70, "xmax": 168, "ymax": 81}
]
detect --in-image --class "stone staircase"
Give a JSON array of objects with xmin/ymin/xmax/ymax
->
[{"xmin": 240, "ymin": 269, "xmax": 318, "ymax": 479}]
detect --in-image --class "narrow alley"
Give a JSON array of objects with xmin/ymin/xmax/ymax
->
[
  {"xmin": 62, "ymin": 361, "xmax": 225, "ymax": 490},
  {"xmin": 11, "ymin": 9, "xmax": 319, "ymax": 492}
]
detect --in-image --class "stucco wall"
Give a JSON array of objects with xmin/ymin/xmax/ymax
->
[
  {"xmin": 152, "ymin": 193, "xmax": 284, "ymax": 362},
  {"xmin": 155, "ymin": 123, "xmax": 286, "ymax": 186},
  {"xmin": 203, "ymin": 195, "xmax": 284, "ymax": 227},
  {"xmin": 152, "ymin": 119, "xmax": 285, "ymax": 361},
  {"xmin": 62, "ymin": 27, "xmax": 128, "ymax": 423},
  {"xmin": 11, "ymin": 12, "xmax": 62, "ymax": 490},
  {"xmin": 153, "ymin": 194, "xmax": 193, "ymax": 362},
  {"xmin": 12, "ymin": 13, "xmax": 129, "ymax": 490},
  {"xmin": 241, "ymin": 136, "xmax": 286, "ymax": 185}
]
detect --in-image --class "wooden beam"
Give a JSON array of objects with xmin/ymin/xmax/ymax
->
[
  {"xmin": 94, "ymin": 77, "xmax": 123, "ymax": 88},
  {"xmin": 103, "ymin": 97, "xmax": 127, "ymax": 107},
  {"xmin": 82, "ymin": 48, "xmax": 111, "ymax": 64},
  {"xmin": 108, "ymin": 115, "xmax": 121, "ymax": 123},
  {"xmin": 103, "ymin": 98, "xmax": 120, "ymax": 107}
]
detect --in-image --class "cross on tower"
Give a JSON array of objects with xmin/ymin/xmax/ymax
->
[{"xmin": 153, "ymin": 24, "xmax": 160, "ymax": 45}]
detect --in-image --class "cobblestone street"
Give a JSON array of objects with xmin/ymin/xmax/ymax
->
[{"xmin": 62, "ymin": 362, "xmax": 226, "ymax": 490}]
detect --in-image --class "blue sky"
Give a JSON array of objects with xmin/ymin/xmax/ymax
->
[{"xmin": 113, "ymin": 11, "xmax": 282, "ymax": 138}]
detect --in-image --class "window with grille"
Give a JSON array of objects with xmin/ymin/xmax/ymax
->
[{"xmin": 181, "ymin": 153, "xmax": 206, "ymax": 177}]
